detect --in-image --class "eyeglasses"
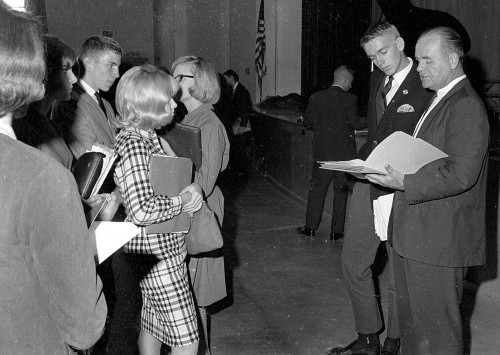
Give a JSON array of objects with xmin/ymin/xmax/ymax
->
[{"xmin": 175, "ymin": 74, "xmax": 194, "ymax": 82}]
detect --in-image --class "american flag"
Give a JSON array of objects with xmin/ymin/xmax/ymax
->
[{"xmin": 255, "ymin": 0, "xmax": 266, "ymax": 99}]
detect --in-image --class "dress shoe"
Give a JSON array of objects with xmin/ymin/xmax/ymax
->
[
  {"xmin": 325, "ymin": 340, "xmax": 381, "ymax": 355},
  {"xmin": 330, "ymin": 232, "xmax": 344, "ymax": 241},
  {"xmin": 381, "ymin": 337, "xmax": 400, "ymax": 355},
  {"xmin": 296, "ymin": 226, "xmax": 315, "ymax": 236}
]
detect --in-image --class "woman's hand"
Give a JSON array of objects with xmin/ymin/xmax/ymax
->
[
  {"xmin": 84, "ymin": 192, "xmax": 120, "ymax": 221},
  {"xmin": 179, "ymin": 182, "xmax": 203, "ymax": 213}
]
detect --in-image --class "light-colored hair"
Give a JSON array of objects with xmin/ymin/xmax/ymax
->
[
  {"xmin": 0, "ymin": 2, "xmax": 45, "ymax": 117},
  {"xmin": 44, "ymin": 35, "xmax": 77, "ymax": 98},
  {"xmin": 113, "ymin": 64, "xmax": 179, "ymax": 130},
  {"xmin": 360, "ymin": 21, "xmax": 400, "ymax": 46},
  {"xmin": 79, "ymin": 35, "xmax": 122, "ymax": 61},
  {"xmin": 171, "ymin": 55, "xmax": 220, "ymax": 104},
  {"xmin": 333, "ymin": 65, "xmax": 354, "ymax": 82},
  {"xmin": 420, "ymin": 26, "xmax": 465, "ymax": 64}
]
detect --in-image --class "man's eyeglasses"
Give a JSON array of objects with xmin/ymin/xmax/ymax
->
[{"xmin": 175, "ymin": 74, "xmax": 194, "ymax": 82}]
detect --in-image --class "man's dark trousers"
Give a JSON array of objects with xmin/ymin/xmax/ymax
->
[
  {"xmin": 305, "ymin": 162, "xmax": 350, "ymax": 234},
  {"xmin": 341, "ymin": 181, "xmax": 399, "ymax": 337}
]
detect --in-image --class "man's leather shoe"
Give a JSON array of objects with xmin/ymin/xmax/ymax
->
[
  {"xmin": 325, "ymin": 340, "xmax": 381, "ymax": 355},
  {"xmin": 296, "ymin": 226, "xmax": 315, "ymax": 236},
  {"xmin": 330, "ymin": 232, "xmax": 344, "ymax": 241},
  {"xmin": 381, "ymin": 337, "xmax": 400, "ymax": 355}
]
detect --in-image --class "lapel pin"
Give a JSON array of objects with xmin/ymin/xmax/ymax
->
[{"xmin": 403, "ymin": 89, "xmax": 408, "ymax": 95}]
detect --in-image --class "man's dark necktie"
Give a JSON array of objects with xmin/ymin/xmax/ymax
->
[
  {"xmin": 94, "ymin": 91, "xmax": 108, "ymax": 118},
  {"xmin": 381, "ymin": 75, "xmax": 394, "ymax": 107}
]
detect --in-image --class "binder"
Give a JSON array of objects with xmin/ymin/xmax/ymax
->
[
  {"xmin": 159, "ymin": 123, "xmax": 202, "ymax": 171},
  {"xmin": 145, "ymin": 154, "xmax": 193, "ymax": 234},
  {"xmin": 72, "ymin": 144, "xmax": 117, "ymax": 199}
]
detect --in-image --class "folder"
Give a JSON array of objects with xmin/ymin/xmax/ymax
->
[
  {"xmin": 159, "ymin": 123, "xmax": 202, "ymax": 171},
  {"xmin": 319, "ymin": 131, "xmax": 448, "ymax": 176},
  {"xmin": 145, "ymin": 154, "xmax": 193, "ymax": 234}
]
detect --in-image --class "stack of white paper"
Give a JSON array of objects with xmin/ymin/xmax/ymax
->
[{"xmin": 373, "ymin": 193, "xmax": 394, "ymax": 241}]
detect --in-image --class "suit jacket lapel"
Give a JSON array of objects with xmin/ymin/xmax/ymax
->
[
  {"xmin": 385, "ymin": 62, "xmax": 419, "ymax": 113},
  {"xmin": 416, "ymin": 78, "xmax": 469, "ymax": 138},
  {"xmin": 79, "ymin": 88, "xmax": 115, "ymax": 140}
]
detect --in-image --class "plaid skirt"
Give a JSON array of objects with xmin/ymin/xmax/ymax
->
[{"xmin": 125, "ymin": 232, "xmax": 198, "ymax": 346}]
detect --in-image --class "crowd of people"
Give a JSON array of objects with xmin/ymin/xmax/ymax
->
[{"xmin": 0, "ymin": 1, "xmax": 490, "ymax": 354}]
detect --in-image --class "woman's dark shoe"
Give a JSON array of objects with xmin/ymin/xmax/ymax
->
[{"xmin": 296, "ymin": 226, "xmax": 315, "ymax": 236}]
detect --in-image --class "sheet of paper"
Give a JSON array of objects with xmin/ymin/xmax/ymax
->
[
  {"xmin": 319, "ymin": 131, "xmax": 448, "ymax": 176},
  {"xmin": 373, "ymin": 193, "xmax": 394, "ymax": 241},
  {"xmin": 89, "ymin": 221, "xmax": 140, "ymax": 264}
]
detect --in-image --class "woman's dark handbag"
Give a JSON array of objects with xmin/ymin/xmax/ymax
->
[{"xmin": 185, "ymin": 202, "xmax": 223, "ymax": 255}]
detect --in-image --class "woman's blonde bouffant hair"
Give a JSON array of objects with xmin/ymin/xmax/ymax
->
[
  {"xmin": 0, "ymin": 3, "xmax": 45, "ymax": 117},
  {"xmin": 171, "ymin": 55, "xmax": 220, "ymax": 104},
  {"xmin": 112, "ymin": 64, "xmax": 179, "ymax": 130}
]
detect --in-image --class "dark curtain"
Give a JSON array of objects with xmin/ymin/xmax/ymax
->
[{"xmin": 301, "ymin": 0, "xmax": 371, "ymax": 112}]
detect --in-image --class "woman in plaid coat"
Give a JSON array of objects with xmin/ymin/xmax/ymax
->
[{"xmin": 112, "ymin": 65, "xmax": 203, "ymax": 355}]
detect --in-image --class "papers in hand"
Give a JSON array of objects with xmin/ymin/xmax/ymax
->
[
  {"xmin": 319, "ymin": 131, "xmax": 448, "ymax": 176},
  {"xmin": 373, "ymin": 193, "xmax": 394, "ymax": 241},
  {"xmin": 89, "ymin": 221, "xmax": 140, "ymax": 264}
]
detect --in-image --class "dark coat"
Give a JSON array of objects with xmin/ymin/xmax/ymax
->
[
  {"xmin": 392, "ymin": 78, "xmax": 489, "ymax": 267},
  {"xmin": 229, "ymin": 82, "xmax": 253, "ymax": 126},
  {"xmin": 360, "ymin": 61, "xmax": 434, "ymax": 200},
  {"xmin": 303, "ymin": 85, "xmax": 366, "ymax": 161}
]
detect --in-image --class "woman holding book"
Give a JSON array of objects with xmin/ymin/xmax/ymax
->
[
  {"xmin": 112, "ymin": 64, "xmax": 203, "ymax": 355},
  {"xmin": 172, "ymin": 55, "xmax": 230, "ymax": 355}
]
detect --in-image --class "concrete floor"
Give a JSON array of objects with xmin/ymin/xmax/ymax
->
[{"xmin": 207, "ymin": 171, "xmax": 500, "ymax": 355}]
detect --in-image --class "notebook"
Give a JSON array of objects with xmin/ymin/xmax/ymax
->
[
  {"xmin": 159, "ymin": 123, "xmax": 202, "ymax": 171},
  {"xmin": 145, "ymin": 154, "xmax": 193, "ymax": 234}
]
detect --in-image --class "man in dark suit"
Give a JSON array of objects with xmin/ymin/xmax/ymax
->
[
  {"xmin": 327, "ymin": 22, "xmax": 433, "ymax": 355},
  {"xmin": 366, "ymin": 26, "xmax": 489, "ymax": 354},
  {"xmin": 296, "ymin": 65, "xmax": 365, "ymax": 240},
  {"xmin": 223, "ymin": 69, "xmax": 253, "ymax": 175},
  {"xmin": 54, "ymin": 35, "xmax": 121, "ymax": 159}
]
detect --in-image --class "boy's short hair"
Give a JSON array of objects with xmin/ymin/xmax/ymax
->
[
  {"xmin": 171, "ymin": 56, "xmax": 220, "ymax": 105},
  {"xmin": 0, "ymin": 3, "xmax": 45, "ymax": 116},
  {"xmin": 79, "ymin": 35, "xmax": 122, "ymax": 61},
  {"xmin": 113, "ymin": 64, "xmax": 179, "ymax": 130},
  {"xmin": 360, "ymin": 21, "xmax": 400, "ymax": 47}
]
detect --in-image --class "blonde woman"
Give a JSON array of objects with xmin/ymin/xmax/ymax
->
[
  {"xmin": 172, "ymin": 56, "xmax": 230, "ymax": 355},
  {"xmin": 112, "ymin": 64, "xmax": 202, "ymax": 355}
]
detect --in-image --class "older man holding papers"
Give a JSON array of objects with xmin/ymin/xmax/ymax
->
[{"xmin": 366, "ymin": 27, "xmax": 489, "ymax": 354}]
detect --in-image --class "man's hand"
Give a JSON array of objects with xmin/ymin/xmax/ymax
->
[
  {"xmin": 365, "ymin": 164, "xmax": 405, "ymax": 191},
  {"xmin": 179, "ymin": 182, "xmax": 203, "ymax": 213}
]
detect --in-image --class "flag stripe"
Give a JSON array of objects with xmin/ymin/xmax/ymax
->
[{"xmin": 255, "ymin": 0, "xmax": 266, "ymax": 88}]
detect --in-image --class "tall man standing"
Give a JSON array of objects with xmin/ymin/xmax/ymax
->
[
  {"xmin": 55, "ymin": 35, "xmax": 122, "ymax": 158},
  {"xmin": 366, "ymin": 27, "xmax": 489, "ymax": 354},
  {"xmin": 327, "ymin": 22, "xmax": 433, "ymax": 355},
  {"xmin": 296, "ymin": 65, "xmax": 365, "ymax": 240},
  {"xmin": 223, "ymin": 69, "xmax": 253, "ymax": 175}
]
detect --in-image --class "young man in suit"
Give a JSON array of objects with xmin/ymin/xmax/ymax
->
[
  {"xmin": 366, "ymin": 26, "xmax": 489, "ymax": 354},
  {"xmin": 326, "ymin": 22, "xmax": 433, "ymax": 355},
  {"xmin": 55, "ymin": 35, "xmax": 122, "ymax": 159},
  {"xmin": 297, "ymin": 65, "xmax": 366, "ymax": 241},
  {"xmin": 223, "ymin": 69, "xmax": 253, "ymax": 176}
]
